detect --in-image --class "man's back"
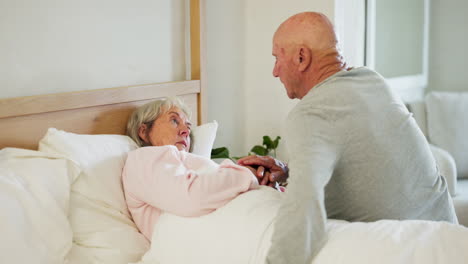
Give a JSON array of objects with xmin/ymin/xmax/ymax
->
[{"xmin": 298, "ymin": 67, "xmax": 457, "ymax": 222}]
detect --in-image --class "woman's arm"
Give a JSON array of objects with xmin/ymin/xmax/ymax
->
[{"xmin": 123, "ymin": 146, "xmax": 258, "ymax": 217}]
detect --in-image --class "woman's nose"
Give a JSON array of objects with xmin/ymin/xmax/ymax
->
[{"xmin": 180, "ymin": 126, "xmax": 190, "ymax": 137}]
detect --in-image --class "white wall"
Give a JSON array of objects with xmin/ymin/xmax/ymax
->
[
  {"xmin": 334, "ymin": 0, "xmax": 366, "ymax": 67},
  {"xmin": 243, "ymin": 0, "xmax": 335, "ymax": 159},
  {"xmin": 0, "ymin": 0, "xmax": 186, "ymax": 98},
  {"xmin": 428, "ymin": 0, "xmax": 468, "ymax": 93},
  {"xmin": 205, "ymin": 0, "xmax": 246, "ymax": 155}
]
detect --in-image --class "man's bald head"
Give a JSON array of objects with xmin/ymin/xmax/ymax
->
[
  {"xmin": 274, "ymin": 12, "xmax": 338, "ymax": 53},
  {"xmin": 271, "ymin": 12, "xmax": 347, "ymax": 99}
]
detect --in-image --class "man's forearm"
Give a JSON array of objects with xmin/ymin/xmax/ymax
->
[{"xmin": 265, "ymin": 187, "xmax": 327, "ymax": 264}]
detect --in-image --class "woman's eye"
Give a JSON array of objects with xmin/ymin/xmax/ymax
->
[{"xmin": 171, "ymin": 118, "xmax": 178, "ymax": 125}]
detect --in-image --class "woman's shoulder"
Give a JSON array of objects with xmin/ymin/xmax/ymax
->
[
  {"xmin": 129, "ymin": 145, "xmax": 178, "ymax": 154},
  {"xmin": 127, "ymin": 145, "xmax": 181, "ymax": 161}
]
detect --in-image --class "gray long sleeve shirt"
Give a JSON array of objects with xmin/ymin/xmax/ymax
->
[{"xmin": 266, "ymin": 67, "xmax": 458, "ymax": 264}]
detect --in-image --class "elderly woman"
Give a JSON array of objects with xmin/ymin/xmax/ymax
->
[{"xmin": 122, "ymin": 97, "xmax": 259, "ymax": 241}]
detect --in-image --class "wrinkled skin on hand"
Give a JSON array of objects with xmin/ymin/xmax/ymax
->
[{"xmin": 237, "ymin": 155, "xmax": 289, "ymax": 190}]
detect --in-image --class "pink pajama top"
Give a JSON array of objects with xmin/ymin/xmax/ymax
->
[{"xmin": 122, "ymin": 145, "xmax": 259, "ymax": 240}]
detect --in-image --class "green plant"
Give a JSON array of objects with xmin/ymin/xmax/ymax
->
[{"xmin": 211, "ymin": 135, "xmax": 281, "ymax": 161}]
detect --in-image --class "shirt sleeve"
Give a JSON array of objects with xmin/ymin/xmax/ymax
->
[
  {"xmin": 123, "ymin": 146, "xmax": 258, "ymax": 217},
  {"xmin": 266, "ymin": 108, "xmax": 341, "ymax": 264}
]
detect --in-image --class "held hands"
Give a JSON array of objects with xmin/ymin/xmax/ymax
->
[{"xmin": 237, "ymin": 155, "xmax": 289, "ymax": 191}]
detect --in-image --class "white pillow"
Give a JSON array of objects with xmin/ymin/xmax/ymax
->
[
  {"xmin": 0, "ymin": 148, "xmax": 79, "ymax": 264},
  {"xmin": 38, "ymin": 128, "xmax": 149, "ymax": 264},
  {"xmin": 426, "ymin": 92, "xmax": 468, "ymax": 179},
  {"xmin": 191, "ymin": 120, "xmax": 218, "ymax": 158}
]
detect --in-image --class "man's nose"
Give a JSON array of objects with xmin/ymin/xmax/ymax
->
[{"xmin": 273, "ymin": 65, "xmax": 279, "ymax": 77}]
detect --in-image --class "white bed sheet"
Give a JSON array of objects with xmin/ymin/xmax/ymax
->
[{"xmin": 136, "ymin": 187, "xmax": 468, "ymax": 264}]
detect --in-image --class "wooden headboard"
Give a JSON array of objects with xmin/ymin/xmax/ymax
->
[
  {"xmin": 0, "ymin": 0, "xmax": 206, "ymax": 150},
  {"xmin": 0, "ymin": 81, "xmax": 200, "ymax": 150}
]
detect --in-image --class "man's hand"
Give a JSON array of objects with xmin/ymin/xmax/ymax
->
[
  {"xmin": 237, "ymin": 155, "xmax": 289, "ymax": 187},
  {"xmin": 243, "ymin": 165, "xmax": 266, "ymax": 184}
]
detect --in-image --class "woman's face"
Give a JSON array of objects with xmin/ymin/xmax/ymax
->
[{"xmin": 138, "ymin": 106, "xmax": 192, "ymax": 151}]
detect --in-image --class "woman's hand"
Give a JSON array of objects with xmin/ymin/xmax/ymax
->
[{"xmin": 237, "ymin": 155, "xmax": 289, "ymax": 188}]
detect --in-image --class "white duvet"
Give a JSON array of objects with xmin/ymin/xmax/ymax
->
[
  {"xmin": 136, "ymin": 187, "xmax": 468, "ymax": 264},
  {"xmin": 2, "ymin": 145, "xmax": 466, "ymax": 264},
  {"xmin": 0, "ymin": 148, "xmax": 79, "ymax": 264}
]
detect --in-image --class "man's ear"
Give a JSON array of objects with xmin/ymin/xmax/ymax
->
[
  {"xmin": 297, "ymin": 46, "xmax": 311, "ymax": 72},
  {"xmin": 138, "ymin": 124, "xmax": 149, "ymax": 144}
]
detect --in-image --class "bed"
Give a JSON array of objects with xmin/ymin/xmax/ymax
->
[{"xmin": 1, "ymin": 1, "xmax": 468, "ymax": 264}]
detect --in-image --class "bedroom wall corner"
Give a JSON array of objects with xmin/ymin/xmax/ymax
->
[
  {"xmin": 205, "ymin": 0, "xmax": 247, "ymax": 156},
  {"xmin": 334, "ymin": 0, "xmax": 366, "ymax": 68}
]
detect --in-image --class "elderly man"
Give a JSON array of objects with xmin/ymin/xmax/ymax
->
[{"xmin": 238, "ymin": 12, "xmax": 457, "ymax": 264}]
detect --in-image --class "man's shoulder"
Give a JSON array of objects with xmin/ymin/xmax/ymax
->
[
  {"xmin": 299, "ymin": 67, "xmax": 390, "ymax": 108},
  {"xmin": 315, "ymin": 67, "xmax": 385, "ymax": 90},
  {"xmin": 285, "ymin": 99, "xmax": 333, "ymax": 133}
]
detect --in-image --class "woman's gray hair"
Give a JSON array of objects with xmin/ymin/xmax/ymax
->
[{"xmin": 126, "ymin": 97, "xmax": 192, "ymax": 147}]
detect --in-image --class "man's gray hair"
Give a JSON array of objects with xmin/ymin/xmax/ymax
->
[{"xmin": 126, "ymin": 97, "xmax": 192, "ymax": 147}]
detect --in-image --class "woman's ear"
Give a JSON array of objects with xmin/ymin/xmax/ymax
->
[
  {"xmin": 138, "ymin": 124, "xmax": 149, "ymax": 144},
  {"xmin": 297, "ymin": 46, "xmax": 311, "ymax": 72}
]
